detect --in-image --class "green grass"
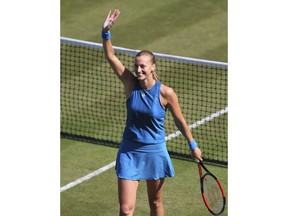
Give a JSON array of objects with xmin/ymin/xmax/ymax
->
[
  {"xmin": 60, "ymin": 0, "xmax": 228, "ymax": 162},
  {"xmin": 61, "ymin": 1, "xmax": 228, "ymax": 214},
  {"xmin": 61, "ymin": 138, "xmax": 228, "ymax": 216},
  {"xmin": 61, "ymin": 0, "xmax": 227, "ymax": 62},
  {"xmin": 61, "ymin": 43, "xmax": 227, "ymax": 163}
]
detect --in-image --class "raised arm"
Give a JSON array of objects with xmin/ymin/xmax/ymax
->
[{"xmin": 102, "ymin": 9, "xmax": 135, "ymax": 94}]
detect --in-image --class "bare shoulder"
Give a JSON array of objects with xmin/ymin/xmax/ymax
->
[
  {"xmin": 160, "ymin": 84, "xmax": 174, "ymax": 96},
  {"xmin": 122, "ymin": 68, "xmax": 137, "ymax": 99},
  {"xmin": 120, "ymin": 67, "xmax": 136, "ymax": 83},
  {"xmin": 160, "ymin": 83, "xmax": 177, "ymax": 107}
]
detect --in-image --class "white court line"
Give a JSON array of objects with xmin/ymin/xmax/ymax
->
[
  {"xmin": 165, "ymin": 107, "xmax": 228, "ymax": 141},
  {"xmin": 60, "ymin": 161, "xmax": 116, "ymax": 192},
  {"xmin": 60, "ymin": 107, "xmax": 228, "ymax": 192}
]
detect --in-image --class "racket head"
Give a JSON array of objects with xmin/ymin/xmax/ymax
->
[{"xmin": 200, "ymin": 171, "xmax": 226, "ymax": 215}]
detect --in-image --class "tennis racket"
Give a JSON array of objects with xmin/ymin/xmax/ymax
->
[{"xmin": 196, "ymin": 159, "xmax": 226, "ymax": 215}]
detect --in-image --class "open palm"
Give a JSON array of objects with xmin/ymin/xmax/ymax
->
[{"xmin": 103, "ymin": 9, "xmax": 121, "ymax": 32}]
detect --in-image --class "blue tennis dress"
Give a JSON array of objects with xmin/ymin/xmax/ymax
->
[{"xmin": 116, "ymin": 80, "xmax": 175, "ymax": 180}]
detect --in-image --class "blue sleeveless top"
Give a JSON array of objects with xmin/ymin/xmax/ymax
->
[{"xmin": 123, "ymin": 80, "xmax": 166, "ymax": 144}]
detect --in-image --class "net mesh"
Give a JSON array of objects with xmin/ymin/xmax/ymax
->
[{"xmin": 60, "ymin": 37, "xmax": 228, "ymax": 166}]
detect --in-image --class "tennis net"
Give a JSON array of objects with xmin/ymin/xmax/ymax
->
[{"xmin": 60, "ymin": 37, "xmax": 228, "ymax": 166}]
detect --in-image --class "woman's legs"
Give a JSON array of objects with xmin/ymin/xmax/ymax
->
[
  {"xmin": 118, "ymin": 178, "xmax": 139, "ymax": 216},
  {"xmin": 146, "ymin": 178, "xmax": 165, "ymax": 216}
]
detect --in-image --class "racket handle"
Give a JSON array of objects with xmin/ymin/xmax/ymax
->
[{"xmin": 195, "ymin": 158, "xmax": 200, "ymax": 163}]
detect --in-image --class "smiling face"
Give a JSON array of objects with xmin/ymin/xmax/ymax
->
[
  {"xmin": 134, "ymin": 51, "xmax": 156, "ymax": 81},
  {"xmin": 134, "ymin": 55, "xmax": 155, "ymax": 81}
]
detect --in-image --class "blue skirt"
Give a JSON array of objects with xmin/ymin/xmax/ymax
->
[{"xmin": 115, "ymin": 139, "xmax": 175, "ymax": 180}]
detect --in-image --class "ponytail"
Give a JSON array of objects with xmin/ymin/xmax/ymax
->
[{"xmin": 153, "ymin": 71, "xmax": 160, "ymax": 81}]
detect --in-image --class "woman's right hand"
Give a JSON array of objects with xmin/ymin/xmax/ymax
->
[{"xmin": 102, "ymin": 9, "xmax": 121, "ymax": 32}]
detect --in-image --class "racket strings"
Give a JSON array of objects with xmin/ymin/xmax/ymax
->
[{"xmin": 203, "ymin": 174, "xmax": 224, "ymax": 213}]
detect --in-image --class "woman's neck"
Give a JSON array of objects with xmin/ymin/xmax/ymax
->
[{"xmin": 139, "ymin": 78, "xmax": 156, "ymax": 90}]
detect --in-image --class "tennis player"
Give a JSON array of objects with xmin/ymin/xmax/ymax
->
[{"xmin": 102, "ymin": 9, "xmax": 202, "ymax": 216}]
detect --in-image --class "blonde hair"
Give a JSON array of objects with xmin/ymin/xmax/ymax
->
[{"xmin": 135, "ymin": 50, "xmax": 160, "ymax": 81}]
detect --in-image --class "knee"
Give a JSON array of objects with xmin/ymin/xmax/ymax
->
[
  {"xmin": 119, "ymin": 203, "xmax": 135, "ymax": 216},
  {"xmin": 149, "ymin": 199, "xmax": 163, "ymax": 211}
]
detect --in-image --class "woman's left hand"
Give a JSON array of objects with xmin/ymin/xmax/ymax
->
[{"xmin": 191, "ymin": 147, "xmax": 202, "ymax": 161}]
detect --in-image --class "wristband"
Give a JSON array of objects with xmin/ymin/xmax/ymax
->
[
  {"xmin": 188, "ymin": 139, "xmax": 198, "ymax": 151},
  {"xmin": 102, "ymin": 31, "xmax": 111, "ymax": 40}
]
